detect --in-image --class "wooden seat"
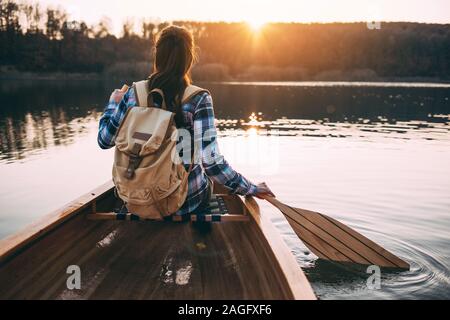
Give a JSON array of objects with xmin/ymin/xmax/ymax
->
[{"xmin": 88, "ymin": 194, "xmax": 250, "ymax": 222}]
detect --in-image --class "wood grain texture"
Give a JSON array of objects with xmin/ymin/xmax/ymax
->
[
  {"xmin": 87, "ymin": 212, "xmax": 249, "ymax": 222},
  {"xmin": 244, "ymin": 197, "xmax": 316, "ymax": 300},
  {"xmin": 265, "ymin": 197, "xmax": 410, "ymax": 270},
  {"xmin": 0, "ymin": 182, "xmax": 316, "ymax": 300},
  {"xmin": 0, "ymin": 181, "xmax": 114, "ymax": 265}
]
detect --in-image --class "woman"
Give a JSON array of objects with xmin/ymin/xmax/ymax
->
[{"xmin": 98, "ymin": 25, "xmax": 273, "ymax": 216}]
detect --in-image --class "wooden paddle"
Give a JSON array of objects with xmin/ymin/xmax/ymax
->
[{"xmin": 262, "ymin": 196, "xmax": 410, "ymax": 270}]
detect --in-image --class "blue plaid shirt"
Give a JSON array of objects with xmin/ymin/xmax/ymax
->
[{"xmin": 98, "ymin": 86, "xmax": 257, "ymax": 215}]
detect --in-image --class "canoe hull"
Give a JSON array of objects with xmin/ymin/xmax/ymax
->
[{"xmin": 0, "ymin": 181, "xmax": 316, "ymax": 300}]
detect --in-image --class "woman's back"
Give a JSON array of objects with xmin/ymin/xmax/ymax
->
[{"xmin": 97, "ymin": 25, "xmax": 272, "ymax": 218}]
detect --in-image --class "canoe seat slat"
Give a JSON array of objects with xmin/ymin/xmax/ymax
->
[
  {"xmin": 88, "ymin": 194, "xmax": 249, "ymax": 222},
  {"xmin": 87, "ymin": 212, "xmax": 249, "ymax": 222}
]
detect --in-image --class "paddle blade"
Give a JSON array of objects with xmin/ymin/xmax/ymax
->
[{"xmin": 266, "ymin": 197, "xmax": 410, "ymax": 270}]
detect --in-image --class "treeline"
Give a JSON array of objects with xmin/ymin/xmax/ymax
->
[{"xmin": 1, "ymin": 0, "xmax": 450, "ymax": 81}]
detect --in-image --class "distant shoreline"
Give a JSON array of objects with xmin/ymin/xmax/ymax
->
[
  {"xmin": 1, "ymin": 70, "xmax": 449, "ymax": 85},
  {"xmin": 0, "ymin": 70, "xmax": 103, "ymax": 81},
  {"xmin": 217, "ymin": 81, "xmax": 450, "ymax": 88}
]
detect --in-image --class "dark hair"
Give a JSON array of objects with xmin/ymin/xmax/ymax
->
[{"xmin": 148, "ymin": 25, "xmax": 197, "ymax": 128}]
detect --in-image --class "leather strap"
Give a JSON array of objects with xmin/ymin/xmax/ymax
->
[{"xmin": 125, "ymin": 143, "xmax": 143, "ymax": 180}]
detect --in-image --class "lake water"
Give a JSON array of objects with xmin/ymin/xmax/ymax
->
[{"xmin": 0, "ymin": 80, "xmax": 449, "ymax": 300}]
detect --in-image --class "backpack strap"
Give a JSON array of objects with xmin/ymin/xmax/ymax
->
[
  {"xmin": 125, "ymin": 143, "xmax": 143, "ymax": 180},
  {"xmin": 133, "ymin": 80, "xmax": 149, "ymax": 107},
  {"xmin": 149, "ymin": 88, "xmax": 167, "ymax": 109},
  {"xmin": 134, "ymin": 80, "xmax": 168, "ymax": 109},
  {"xmin": 134, "ymin": 81, "xmax": 209, "ymax": 107},
  {"xmin": 182, "ymin": 85, "xmax": 210, "ymax": 105},
  {"xmin": 182, "ymin": 85, "xmax": 210, "ymax": 172}
]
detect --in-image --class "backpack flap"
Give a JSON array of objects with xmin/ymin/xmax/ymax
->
[{"xmin": 117, "ymin": 83, "xmax": 209, "ymax": 157}]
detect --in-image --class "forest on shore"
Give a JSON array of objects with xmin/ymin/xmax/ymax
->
[{"xmin": 1, "ymin": 0, "xmax": 450, "ymax": 82}]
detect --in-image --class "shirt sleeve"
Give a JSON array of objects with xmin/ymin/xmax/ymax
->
[
  {"xmin": 193, "ymin": 93, "xmax": 258, "ymax": 196},
  {"xmin": 97, "ymin": 87, "xmax": 137, "ymax": 149}
]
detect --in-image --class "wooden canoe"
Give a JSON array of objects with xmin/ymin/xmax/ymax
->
[{"xmin": 0, "ymin": 181, "xmax": 316, "ymax": 300}]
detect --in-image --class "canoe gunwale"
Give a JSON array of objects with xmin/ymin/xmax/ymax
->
[
  {"xmin": 244, "ymin": 196, "xmax": 316, "ymax": 300},
  {"xmin": 0, "ymin": 181, "xmax": 114, "ymax": 265}
]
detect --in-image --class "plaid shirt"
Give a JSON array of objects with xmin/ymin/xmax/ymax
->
[{"xmin": 98, "ymin": 86, "xmax": 257, "ymax": 215}]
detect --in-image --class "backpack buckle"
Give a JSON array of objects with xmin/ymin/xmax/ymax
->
[
  {"xmin": 125, "ymin": 155, "xmax": 142, "ymax": 179},
  {"xmin": 125, "ymin": 143, "xmax": 143, "ymax": 180}
]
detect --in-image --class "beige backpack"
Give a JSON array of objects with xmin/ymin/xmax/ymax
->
[{"xmin": 112, "ymin": 80, "xmax": 209, "ymax": 220}]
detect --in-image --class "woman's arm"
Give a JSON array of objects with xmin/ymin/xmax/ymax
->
[
  {"xmin": 97, "ymin": 87, "xmax": 136, "ymax": 149},
  {"xmin": 193, "ymin": 93, "xmax": 258, "ymax": 196}
]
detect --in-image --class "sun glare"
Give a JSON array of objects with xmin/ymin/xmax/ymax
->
[
  {"xmin": 246, "ymin": 17, "xmax": 267, "ymax": 32},
  {"xmin": 246, "ymin": 127, "xmax": 259, "ymax": 137}
]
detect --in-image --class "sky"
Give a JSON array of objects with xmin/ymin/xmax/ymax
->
[{"xmin": 38, "ymin": 0, "xmax": 450, "ymax": 35}]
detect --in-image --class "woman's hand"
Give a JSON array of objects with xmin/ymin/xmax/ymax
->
[
  {"xmin": 109, "ymin": 84, "xmax": 129, "ymax": 103},
  {"xmin": 254, "ymin": 182, "xmax": 275, "ymax": 199}
]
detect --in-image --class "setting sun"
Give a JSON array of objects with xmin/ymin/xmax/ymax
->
[{"xmin": 246, "ymin": 17, "xmax": 267, "ymax": 32}]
